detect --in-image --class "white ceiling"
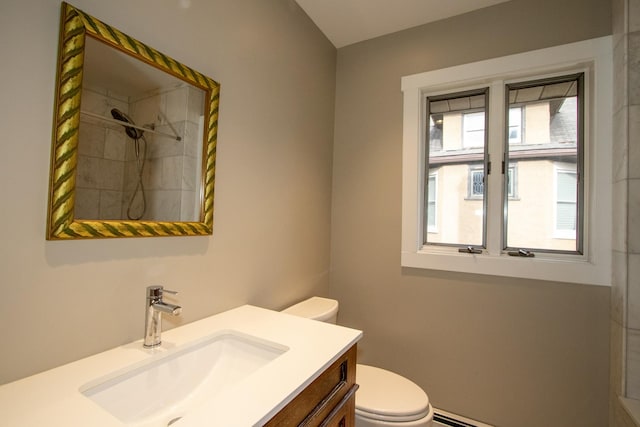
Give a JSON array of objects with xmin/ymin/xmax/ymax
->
[{"xmin": 294, "ymin": 0, "xmax": 513, "ymax": 48}]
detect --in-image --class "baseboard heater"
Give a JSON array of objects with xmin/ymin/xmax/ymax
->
[{"xmin": 433, "ymin": 409, "xmax": 494, "ymax": 427}]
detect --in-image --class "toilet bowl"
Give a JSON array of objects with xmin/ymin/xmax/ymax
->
[{"xmin": 282, "ymin": 297, "xmax": 433, "ymax": 427}]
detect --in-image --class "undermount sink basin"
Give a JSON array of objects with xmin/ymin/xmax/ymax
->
[{"xmin": 80, "ymin": 330, "xmax": 288, "ymax": 426}]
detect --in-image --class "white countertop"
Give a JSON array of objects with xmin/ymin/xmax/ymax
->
[{"xmin": 0, "ymin": 305, "xmax": 362, "ymax": 426}]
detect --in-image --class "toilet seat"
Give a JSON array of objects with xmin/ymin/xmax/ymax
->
[{"xmin": 355, "ymin": 364, "xmax": 431, "ymax": 422}]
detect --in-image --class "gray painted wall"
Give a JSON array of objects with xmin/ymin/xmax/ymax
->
[
  {"xmin": 0, "ymin": 0, "xmax": 336, "ymax": 384},
  {"xmin": 330, "ymin": 1, "xmax": 612, "ymax": 426},
  {"xmin": 0, "ymin": 0, "xmax": 617, "ymax": 426}
]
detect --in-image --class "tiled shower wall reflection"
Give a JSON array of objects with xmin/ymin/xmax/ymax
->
[
  {"xmin": 610, "ymin": 0, "xmax": 640, "ymax": 425},
  {"xmin": 625, "ymin": 7, "xmax": 640, "ymax": 401},
  {"xmin": 129, "ymin": 84, "xmax": 203, "ymax": 222},
  {"xmin": 76, "ymin": 84, "xmax": 203, "ymax": 222},
  {"xmin": 76, "ymin": 88, "xmax": 129, "ymax": 219}
]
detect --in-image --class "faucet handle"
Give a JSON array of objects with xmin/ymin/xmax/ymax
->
[{"xmin": 146, "ymin": 285, "xmax": 178, "ymax": 299}]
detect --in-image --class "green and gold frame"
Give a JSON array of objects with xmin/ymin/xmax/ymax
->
[{"xmin": 47, "ymin": 2, "xmax": 220, "ymax": 239}]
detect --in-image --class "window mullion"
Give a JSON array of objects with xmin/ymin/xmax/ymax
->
[{"xmin": 485, "ymin": 81, "xmax": 505, "ymax": 256}]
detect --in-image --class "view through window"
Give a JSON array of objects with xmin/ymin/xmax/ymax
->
[
  {"xmin": 505, "ymin": 74, "xmax": 582, "ymax": 253},
  {"xmin": 425, "ymin": 89, "xmax": 488, "ymax": 247},
  {"xmin": 424, "ymin": 74, "xmax": 583, "ymax": 254}
]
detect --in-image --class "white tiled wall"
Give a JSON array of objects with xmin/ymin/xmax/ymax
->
[
  {"xmin": 626, "ymin": 12, "xmax": 640, "ymax": 402},
  {"xmin": 77, "ymin": 83, "xmax": 204, "ymax": 222},
  {"xmin": 129, "ymin": 83, "xmax": 203, "ymax": 222},
  {"xmin": 611, "ymin": 0, "xmax": 640, "ymax": 420},
  {"xmin": 76, "ymin": 88, "xmax": 128, "ymax": 220}
]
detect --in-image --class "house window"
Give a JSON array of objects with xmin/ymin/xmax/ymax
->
[
  {"xmin": 463, "ymin": 112, "xmax": 486, "ymax": 148},
  {"xmin": 468, "ymin": 165, "xmax": 516, "ymax": 200},
  {"xmin": 556, "ymin": 169, "xmax": 577, "ymax": 236},
  {"xmin": 506, "ymin": 166, "xmax": 516, "ymax": 199},
  {"xmin": 469, "ymin": 167, "xmax": 484, "ymax": 198},
  {"xmin": 508, "ymin": 107, "xmax": 522, "ymax": 143},
  {"xmin": 427, "ymin": 173, "xmax": 437, "ymax": 232},
  {"xmin": 401, "ymin": 36, "xmax": 612, "ymax": 285}
]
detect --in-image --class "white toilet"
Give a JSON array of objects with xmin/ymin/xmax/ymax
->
[{"xmin": 283, "ymin": 297, "xmax": 434, "ymax": 427}]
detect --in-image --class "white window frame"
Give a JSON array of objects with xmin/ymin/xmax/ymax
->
[{"xmin": 401, "ymin": 36, "xmax": 612, "ymax": 286}]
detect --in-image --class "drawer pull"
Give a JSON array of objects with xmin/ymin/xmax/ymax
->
[
  {"xmin": 318, "ymin": 384, "xmax": 359, "ymax": 427},
  {"xmin": 298, "ymin": 360, "xmax": 350, "ymax": 426},
  {"xmin": 298, "ymin": 380, "xmax": 346, "ymax": 427}
]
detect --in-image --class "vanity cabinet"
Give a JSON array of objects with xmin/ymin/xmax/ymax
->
[{"xmin": 264, "ymin": 344, "xmax": 358, "ymax": 427}]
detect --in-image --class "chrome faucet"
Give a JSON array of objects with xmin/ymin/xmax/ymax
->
[{"xmin": 144, "ymin": 285, "xmax": 182, "ymax": 348}]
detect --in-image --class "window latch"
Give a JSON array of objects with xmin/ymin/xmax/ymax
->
[
  {"xmin": 508, "ymin": 249, "xmax": 535, "ymax": 257},
  {"xmin": 458, "ymin": 246, "xmax": 482, "ymax": 254}
]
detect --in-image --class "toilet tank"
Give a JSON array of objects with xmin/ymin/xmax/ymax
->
[{"xmin": 282, "ymin": 297, "xmax": 339, "ymax": 324}]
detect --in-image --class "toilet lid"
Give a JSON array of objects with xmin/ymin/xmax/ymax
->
[
  {"xmin": 355, "ymin": 364, "xmax": 430, "ymax": 422},
  {"xmin": 281, "ymin": 297, "xmax": 338, "ymax": 321}
]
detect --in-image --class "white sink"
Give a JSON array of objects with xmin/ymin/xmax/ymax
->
[
  {"xmin": 0, "ymin": 305, "xmax": 362, "ymax": 426},
  {"xmin": 80, "ymin": 330, "xmax": 287, "ymax": 426}
]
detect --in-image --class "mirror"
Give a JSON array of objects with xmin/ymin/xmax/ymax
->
[{"xmin": 47, "ymin": 2, "xmax": 220, "ymax": 239}]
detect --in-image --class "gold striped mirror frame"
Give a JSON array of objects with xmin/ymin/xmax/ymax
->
[{"xmin": 47, "ymin": 2, "xmax": 220, "ymax": 239}]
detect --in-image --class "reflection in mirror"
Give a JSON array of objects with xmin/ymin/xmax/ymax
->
[
  {"xmin": 47, "ymin": 2, "xmax": 220, "ymax": 239},
  {"xmin": 77, "ymin": 36, "xmax": 205, "ymax": 222}
]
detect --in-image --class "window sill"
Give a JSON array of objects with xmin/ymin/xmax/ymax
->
[{"xmin": 401, "ymin": 248, "xmax": 609, "ymax": 286}]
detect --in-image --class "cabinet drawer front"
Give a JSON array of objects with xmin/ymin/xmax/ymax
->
[{"xmin": 264, "ymin": 345, "xmax": 357, "ymax": 427}]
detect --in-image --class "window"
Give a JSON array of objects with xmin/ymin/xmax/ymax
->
[
  {"xmin": 469, "ymin": 167, "xmax": 484, "ymax": 198},
  {"xmin": 506, "ymin": 166, "xmax": 516, "ymax": 199},
  {"xmin": 463, "ymin": 112, "xmax": 486, "ymax": 148},
  {"xmin": 427, "ymin": 173, "xmax": 437, "ymax": 232},
  {"xmin": 508, "ymin": 107, "xmax": 522, "ymax": 143},
  {"xmin": 468, "ymin": 166, "xmax": 516, "ymax": 199},
  {"xmin": 426, "ymin": 89, "xmax": 487, "ymax": 247},
  {"xmin": 555, "ymin": 169, "xmax": 577, "ymax": 236},
  {"xmin": 401, "ymin": 36, "xmax": 612, "ymax": 285},
  {"xmin": 504, "ymin": 74, "xmax": 583, "ymax": 253},
  {"xmin": 429, "ymin": 77, "xmax": 578, "ymax": 254}
]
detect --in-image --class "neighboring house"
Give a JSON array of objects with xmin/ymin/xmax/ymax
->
[{"xmin": 426, "ymin": 91, "xmax": 578, "ymax": 252}]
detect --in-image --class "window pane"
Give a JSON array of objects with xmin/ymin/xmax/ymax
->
[
  {"xmin": 505, "ymin": 75, "xmax": 581, "ymax": 252},
  {"xmin": 425, "ymin": 89, "xmax": 487, "ymax": 247}
]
